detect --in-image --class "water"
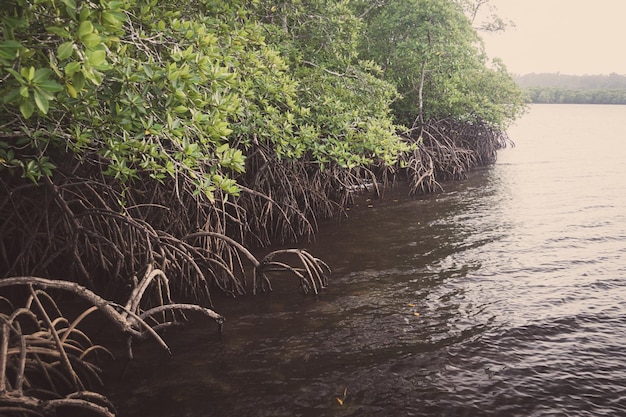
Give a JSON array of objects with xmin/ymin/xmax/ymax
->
[{"xmin": 105, "ymin": 104, "xmax": 626, "ymax": 416}]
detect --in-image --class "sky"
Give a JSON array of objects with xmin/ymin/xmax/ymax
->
[{"xmin": 478, "ymin": 0, "xmax": 626, "ymax": 75}]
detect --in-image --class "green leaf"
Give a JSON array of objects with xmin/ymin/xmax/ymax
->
[
  {"xmin": 46, "ymin": 26, "xmax": 72, "ymax": 38},
  {"xmin": 32, "ymin": 68, "xmax": 52, "ymax": 83},
  {"xmin": 5, "ymin": 68, "xmax": 25, "ymax": 84},
  {"xmin": 0, "ymin": 40, "xmax": 23, "ymax": 60},
  {"xmin": 81, "ymin": 33, "xmax": 101, "ymax": 48},
  {"xmin": 20, "ymin": 99, "xmax": 34, "ymax": 119},
  {"xmin": 66, "ymin": 82, "xmax": 78, "ymax": 98},
  {"xmin": 87, "ymin": 49, "xmax": 106, "ymax": 67},
  {"xmin": 57, "ymin": 42, "xmax": 74, "ymax": 60},
  {"xmin": 107, "ymin": 1, "xmax": 124, "ymax": 10},
  {"xmin": 39, "ymin": 158, "xmax": 56, "ymax": 177},
  {"xmin": 72, "ymin": 71, "xmax": 85, "ymax": 90},
  {"xmin": 79, "ymin": 7, "xmax": 90, "ymax": 21},
  {"xmin": 60, "ymin": 0, "xmax": 76, "ymax": 10},
  {"xmin": 37, "ymin": 80, "xmax": 64, "ymax": 93},
  {"xmin": 3, "ymin": 17, "xmax": 27, "ymax": 32},
  {"xmin": 34, "ymin": 91, "xmax": 50, "ymax": 114},
  {"xmin": 102, "ymin": 11, "xmax": 123, "ymax": 28},
  {"xmin": 84, "ymin": 68, "xmax": 103, "ymax": 85},
  {"xmin": 21, "ymin": 66, "xmax": 35, "ymax": 82},
  {"xmin": 78, "ymin": 21, "xmax": 94, "ymax": 38},
  {"xmin": 65, "ymin": 61, "xmax": 81, "ymax": 76},
  {"xmin": 34, "ymin": 87, "xmax": 55, "ymax": 101}
]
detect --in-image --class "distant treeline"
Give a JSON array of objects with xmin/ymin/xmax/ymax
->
[{"xmin": 515, "ymin": 73, "xmax": 626, "ymax": 104}]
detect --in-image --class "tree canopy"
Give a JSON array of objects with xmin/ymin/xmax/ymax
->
[
  {"xmin": 357, "ymin": 0, "xmax": 525, "ymax": 129},
  {"xmin": 516, "ymin": 72, "xmax": 626, "ymax": 104}
]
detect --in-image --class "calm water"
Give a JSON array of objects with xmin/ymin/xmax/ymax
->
[{"xmin": 105, "ymin": 104, "xmax": 626, "ymax": 416}]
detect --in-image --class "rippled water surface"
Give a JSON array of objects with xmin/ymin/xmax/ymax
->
[{"xmin": 106, "ymin": 104, "xmax": 626, "ymax": 416}]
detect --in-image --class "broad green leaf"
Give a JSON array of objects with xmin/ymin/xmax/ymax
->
[
  {"xmin": 80, "ymin": 33, "xmax": 102, "ymax": 48},
  {"xmin": 39, "ymin": 158, "xmax": 56, "ymax": 176},
  {"xmin": 72, "ymin": 71, "xmax": 85, "ymax": 90},
  {"xmin": 46, "ymin": 26, "xmax": 72, "ymax": 38},
  {"xmin": 102, "ymin": 11, "xmax": 124, "ymax": 28},
  {"xmin": 37, "ymin": 80, "xmax": 64, "ymax": 93},
  {"xmin": 87, "ymin": 49, "xmax": 106, "ymax": 66},
  {"xmin": 0, "ymin": 40, "xmax": 23, "ymax": 60},
  {"xmin": 78, "ymin": 21, "xmax": 94, "ymax": 38},
  {"xmin": 34, "ymin": 91, "xmax": 50, "ymax": 114},
  {"xmin": 60, "ymin": 0, "xmax": 76, "ymax": 10},
  {"xmin": 79, "ymin": 7, "xmax": 90, "ymax": 21},
  {"xmin": 81, "ymin": 33, "xmax": 101, "ymax": 48},
  {"xmin": 20, "ymin": 99, "xmax": 34, "ymax": 119},
  {"xmin": 34, "ymin": 86, "xmax": 56, "ymax": 101},
  {"xmin": 65, "ymin": 61, "xmax": 81, "ymax": 76},
  {"xmin": 108, "ymin": 1, "xmax": 124, "ymax": 10},
  {"xmin": 2, "ymin": 16, "xmax": 26, "ymax": 33},
  {"xmin": 5, "ymin": 68, "xmax": 25, "ymax": 84},
  {"xmin": 57, "ymin": 42, "xmax": 74, "ymax": 60},
  {"xmin": 32, "ymin": 68, "xmax": 52, "ymax": 83},
  {"xmin": 21, "ymin": 66, "xmax": 35, "ymax": 82},
  {"xmin": 85, "ymin": 68, "xmax": 103, "ymax": 85},
  {"xmin": 24, "ymin": 160, "xmax": 39, "ymax": 182}
]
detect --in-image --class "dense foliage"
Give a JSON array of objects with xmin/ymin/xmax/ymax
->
[
  {"xmin": 516, "ymin": 72, "xmax": 626, "ymax": 90},
  {"xmin": 356, "ymin": 0, "xmax": 525, "ymax": 129},
  {"xmin": 525, "ymin": 87, "xmax": 626, "ymax": 104},
  {"xmin": 516, "ymin": 73, "xmax": 626, "ymax": 104},
  {"xmin": 1, "ymin": 1, "xmax": 526, "ymax": 414}
]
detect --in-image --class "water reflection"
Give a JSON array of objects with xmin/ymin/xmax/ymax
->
[
  {"xmin": 105, "ymin": 170, "xmax": 508, "ymax": 416},
  {"xmin": 105, "ymin": 105, "xmax": 626, "ymax": 416}
]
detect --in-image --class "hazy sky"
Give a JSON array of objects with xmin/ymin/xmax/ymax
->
[{"xmin": 479, "ymin": 0, "xmax": 626, "ymax": 75}]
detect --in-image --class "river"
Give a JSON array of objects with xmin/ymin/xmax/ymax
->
[{"xmin": 105, "ymin": 104, "xmax": 626, "ymax": 416}]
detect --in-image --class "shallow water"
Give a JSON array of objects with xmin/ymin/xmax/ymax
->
[{"xmin": 105, "ymin": 104, "xmax": 626, "ymax": 416}]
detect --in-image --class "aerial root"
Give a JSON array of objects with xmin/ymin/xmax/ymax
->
[
  {"xmin": 0, "ymin": 269, "xmax": 224, "ymax": 416},
  {"xmin": 401, "ymin": 118, "xmax": 512, "ymax": 193},
  {"xmin": 257, "ymin": 249, "xmax": 331, "ymax": 295}
]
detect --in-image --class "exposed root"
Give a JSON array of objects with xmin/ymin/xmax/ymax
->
[
  {"xmin": 183, "ymin": 232, "xmax": 331, "ymax": 295},
  {"xmin": 257, "ymin": 249, "xmax": 331, "ymax": 295},
  {"xmin": 401, "ymin": 118, "xmax": 512, "ymax": 193},
  {"xmin": 0, "ymin": 268, "xmax": 225, "ymax": 416},
  {"xmin": 0, "ymin": 285, "xmax": 116, "ymax": 416}
]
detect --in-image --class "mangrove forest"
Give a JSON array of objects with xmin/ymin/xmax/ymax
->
[
  {"xmin": 517, "ymin": 72, "xmax": 626, "ymax": 104},
  {"xmin": 0, "ymin": 0, "xmax": 526, "ymax": 415}
]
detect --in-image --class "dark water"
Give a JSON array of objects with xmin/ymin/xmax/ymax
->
[{"xmin": 105, "ymin": 104, "xmax": 626, "ymax": 416}]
